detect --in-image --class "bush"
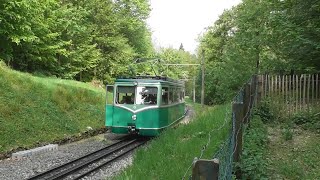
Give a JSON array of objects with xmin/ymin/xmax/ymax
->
[
  {"xmin": 255, "ymin": 99, "xmax": 275, "ymax": 123},
  {"xmin": 241, "ymin": 115, "xmax": 269, "ymax": 179},
  {"xmin": 291, "ymin": 110, "xmax": 320, "ymax": 133}
]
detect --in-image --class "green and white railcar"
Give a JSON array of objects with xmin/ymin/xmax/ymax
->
[{"xmin": 105, "ymin": 76, "xmax": 186, "ymax": 136}]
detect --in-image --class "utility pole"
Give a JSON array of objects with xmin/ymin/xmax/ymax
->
[
  {"xmin": 201, "ymin": 50, "xmax": 205, "ymax": 107},
  {"xmin": 193, "ymin": 76, "xmax": 196, "ymax": 103}
]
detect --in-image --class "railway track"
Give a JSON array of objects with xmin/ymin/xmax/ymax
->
[{"xmin": 27, "ymin": 137, "xmax": 148, "ymax": 180}]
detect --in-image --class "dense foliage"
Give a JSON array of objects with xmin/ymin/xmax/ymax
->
[
  {"xmin": 291, "ymin": 108, "xmax": 320, "ymax": 133},
  {"xmin": 198, "ymin": 0, "xmax": 320, "ymax": 104},
  {"xmin": 0, "ymin": 0, "xmax": 153, "ymax": 83}
]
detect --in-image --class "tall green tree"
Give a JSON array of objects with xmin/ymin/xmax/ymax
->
[
  {"xmin": 113, "ymin": 0, "xmax": 153, "ymax": 56},
  {"xmin": 0, "ymin": 0, "xmax": 154, "ymax": 83},
  {"xmin": 0, "ymin": 0, "xmax": 68, "ymax": 73},
  {"xmin": 198, "ymin": 0, "xmax": 320, "ymax": 104}
]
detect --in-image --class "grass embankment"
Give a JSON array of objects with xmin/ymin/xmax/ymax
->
[
  {"xmin": 116, "ymin": 102, "xmax": 231, "ymax": 179},
  {"xmin": 0, "ymin": 62, "xmax": 105, "ymax": 155},
  {"xmin": 241, "ymin": 101, "xmax": 320, "ymax": 179}
]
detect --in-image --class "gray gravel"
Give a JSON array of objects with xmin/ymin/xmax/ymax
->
[
  {"xmin": 0, "ymin": 134, "xmax": 132, "ymax": 180},
  {"xmin": 80, "ymin": 152, "xmax": 133, "ymax": 180},
  {"xmin": 180, "ymin": 105, "xmax": 195, "ymax": 124}
]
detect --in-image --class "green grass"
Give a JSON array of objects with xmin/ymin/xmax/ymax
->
[
  {"xmin": 267, "ymin": 126, "xmax": 320, "ymax": 179},
  {"xmin": 0, "ymin": 62, "xmax": 106, "ymax": 153},
  {"xmin": 266, "ymin": 123, "xmax": 320, "ymax": 179},
  {"xmin": 115, "ymin": 103, "xmax": 231, "ymax": 179}
]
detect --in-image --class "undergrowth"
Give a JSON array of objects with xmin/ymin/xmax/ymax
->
[
  {"xmin": 0, "ymin": 62, "xmax": 106, "ymax": 154},
  {"xmin": 241, "ymin": 115, "xmax": 269, "ymax": 179},
  {"xmin": 115, "ymin": 103, "xmax": 230, "ymax": 179},
  {"xmin": 241, "ymin": 98, "xmax": 320, "ymax": 179},
  {"xmin": 291, "ymin": 109, "xmax": 320, "ymax": 133}
]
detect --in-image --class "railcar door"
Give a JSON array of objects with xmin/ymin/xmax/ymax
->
[{"xmin": 105, "ymin": 85, "xmax": 114, "ymax": 126}]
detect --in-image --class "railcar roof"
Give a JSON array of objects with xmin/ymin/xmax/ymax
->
[{"xmin": 115, "ymin": 76, "xmax": 184, "ymax": 85}]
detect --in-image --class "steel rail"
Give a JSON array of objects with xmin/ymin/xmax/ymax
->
[
  {"xmin": 47, "ymin": 139, "xmax": 138, "ymax": 180},
  {"xmin": 74, "ymin": 140, "xmax": 147, "ymax": 180},
  {"xmin": 27, "ymin": 138, "xmax": 136, "ymax": 180}
]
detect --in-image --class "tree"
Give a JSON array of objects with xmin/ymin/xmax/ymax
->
[
  {"xmin": 179, "ymin": 43, "xmax": 185, "ymax": 51},
  {"xmin": 198, "ymin": 0, "xmax": 320, "ymax": 104},
  {"xmin": 113, "ymin": 0, "xmax": 154, "ymax": 57},
  {"xmin": 0, "ymin": 0, "xmax": 154, "ymax": 83}
]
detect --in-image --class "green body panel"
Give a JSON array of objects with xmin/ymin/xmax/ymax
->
[
  {"xmin": 109, "ymin": 103, "xmax": 185, "ymax": 136},
  {"xmin": 158, "ymin": 103, "xmax": 185, "ymax": 127},
  {"xmin": 105, "ymin": 105, "xmax": 113, "ymax": 126}
]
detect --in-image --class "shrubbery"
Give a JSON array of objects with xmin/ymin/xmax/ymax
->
[
  {"xmin": 291, "ymin": 109, "xmax": 320, "ymax": 133},
  {"xmin": 241, "ymin": 115, "xmax": 269, "ymax": 179}
]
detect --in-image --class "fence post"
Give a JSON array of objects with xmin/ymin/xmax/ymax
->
[
  {"xmin": 312, "ymin": 74, "xmax": 314, "ymax": 105},
  {"xmin": 261, "ymin": 74, "xmax": 264, "ymax": 98},
  {"xmin": 232, "ymin": 102, "xmax": 244, "ymax": 179},
  {"xmin": 250, "ymin": 77, "xmax": 255, "ymax": 109},
  {"xmin": 307, "ymin": 74, "xmax": 311, "ymax": 109},
  {"xmin": 316, "ymin": 74, "xmax": 319, "ymax": 101},
  {"xmin": 257, "ymin": 75, "xmax": 263, "ymax": 104},
  {"xmin": 243, "ymin": 83, "xmax": 251, "ymax": 124},
  {"xmin": 192, "ymin": 159, "xmax": 219, "ymax": 180},
  {"xmin": 252, "ymin": 75, "xmax": 258, "ymax": 106}
]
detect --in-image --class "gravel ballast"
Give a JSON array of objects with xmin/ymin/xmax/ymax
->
[{"xmin": 0, "ymin": 134, "xmax": 132, "ymax": 180}]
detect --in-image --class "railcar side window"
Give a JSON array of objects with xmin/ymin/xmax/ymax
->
[
  {"xmin": 180, "ymin": 90, "xmax": 185, "ymax": 102},
  {"xmin": 136, "ymin": 86, "xmax": 158, "ymax": 105},
  {"xmin": 161, "ymin": 87, "xmax": 169, "ymax": 105},
  {"xmin": 116, "ymin": 86, "xmax": 135, "ymax": 104},
  {"xmin": 176, "ymin": 88, "xmax": 180, "ymax": 102},
  {"xmin": 169, "ymin": 87, "xmax": 174, "ymax": 104}
]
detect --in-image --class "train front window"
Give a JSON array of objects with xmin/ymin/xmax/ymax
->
[
  {"xmin": 116, "ymin": 86, "xmax": 135, "ymax": 104},
  {"xmin": 136, "ymin": 86, "xmax": 158, "ymax": 105}
]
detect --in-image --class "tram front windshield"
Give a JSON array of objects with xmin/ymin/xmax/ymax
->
[
  {"xmin": 116, "ymin": 86, "xmax": 158, "ymax": 105},
  {"xmin": 136, "ymin": 86, "xmax": 158, "ymax": 105},
  {"xmin": 116, "ymin": 86, "xmax": 135, "ymax": 104}
]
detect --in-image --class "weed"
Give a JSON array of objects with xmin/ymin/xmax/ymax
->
[
  {"xmin": 241, "ymin": 115, "xmax": 269, "ymax": 179},
  {"xmin": 281, "ymin": 127, "xmax": 293, "ymax": 141},
  {"xmin": 242, "ymin": 92, "xmax": 320, "ymax": 179},
  {"xmin": 267, "ymin": 124, "xmax": 320, "ymax": 179},
  {"xmin": 291, "ymin": 109, "xmax": 320, "ymax": 133},
  {"xmin": 280, "ymin": 121, "xmax": 294, "ymax": 141},
  {"xmin": 255, "ymin": 99, "xmax": 274, "ymax": 123}
]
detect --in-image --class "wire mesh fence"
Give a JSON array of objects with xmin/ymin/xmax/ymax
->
[
  {"xmin": 213, "ymin": 78, "xmax": 257, "ymax": 180},
  {"xmin": 187, "ymin": 75, "xmax": 258, "ymax": 180},
  {"xmin": 212, "ymin": 112, "xmax": 236, "ymax": 180}
]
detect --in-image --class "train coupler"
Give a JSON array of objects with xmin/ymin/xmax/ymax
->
[{"xmin": 128, "ymin": 126, "xmax": 137, "ymax": 134}]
